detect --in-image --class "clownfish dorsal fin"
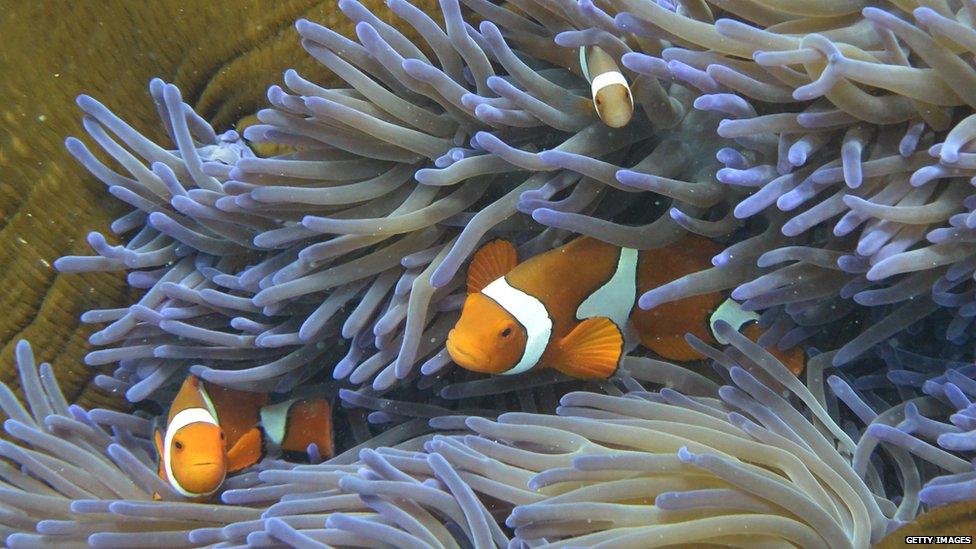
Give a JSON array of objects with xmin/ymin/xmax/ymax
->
[
  {"xmin": 550, "ymin": 317, "xmax": 622, "ymax": 379},
  {"xmin": 226, "ymin": 427, "xmax": 263, "ymax": 473},
  {"xmin": 467, "ymin": 239, "xmax": 518, "ymax": 294},
  {"xmin": 185, "ymin": 374, "xmax": 201, "ymax": 389}
]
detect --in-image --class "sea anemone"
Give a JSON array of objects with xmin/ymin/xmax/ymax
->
[
  {"xmin": 25, "ymin": 0, "xmax": 976, "ymax": 545},
  {"xmin": 837, "ymin": 338, "xmax": 976, "ymax": 510},
  {"xmin": 628, "ymin": 1, "xmax": 976, "ymax": 364},
  {"xmin": 5, "ymin": 324, "xmax": 975, "ymax": 546},
  {"xmin": 56, "ymin": 0, "xmax": 976, "ymax": 405},
  {"xmin": 53, "ymin": 0, "xmax": 738, "ymax": 403}
]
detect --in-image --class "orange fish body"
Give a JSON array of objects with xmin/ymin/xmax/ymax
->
[
  {"xmin": 152, "ymin": 375, "xmax": 334, "ymax": 500},
  {"xmin": 581, "ymin": 46, "xmax": 634, "ymax": 128},
  {"xmin": 447, "ymin": 236, "xmax": 804, "ymax": 380}
]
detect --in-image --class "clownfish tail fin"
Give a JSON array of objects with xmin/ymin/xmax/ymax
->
[
  {"xmin": 467, "ymin": 240, "xmax": 518, "ymax": 294},
  {"xmin": 551, "ymin": 317, "xmax": 623, "ymax": 379}
]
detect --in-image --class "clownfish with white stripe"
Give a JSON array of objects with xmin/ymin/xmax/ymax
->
[
  {"xmin": 446, "ymin": 236, "xmax": 805, "ymax": 380},
  {"xmin": 152, "ymin": 375, "xmax": 334, "ymax": 500},
  {"xmin": 581, "ymin": 46, "xmax": 634, "ymax": 128}
]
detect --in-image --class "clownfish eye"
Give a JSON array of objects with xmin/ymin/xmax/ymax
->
[
  {"xmin": 501, "ymin": 327, "xmax": 512, "ymax": 338},
  {"xmin": 174, "ymin": 441, "xmax": 184, "ymax": 451}
]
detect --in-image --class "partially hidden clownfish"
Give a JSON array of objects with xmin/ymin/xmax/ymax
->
[
  {"xmin": 446, "ymin": 236, "xmax": 804, "ymax": 380},
  {"xmin": 581, "ymin": 45, "xmax": 634, "ymax": 128},
  {"xmin": 153, "ymin": 375, "xmax": 334, "ymax": 500}
]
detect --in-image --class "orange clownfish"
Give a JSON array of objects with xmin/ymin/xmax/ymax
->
[
  {"xmin": 446, "ymin": 236, "xmax": 804, "ymax": 380},
  {"xmin": 581, "ymin": 45, "xmax": 634, "ymax": 128},
  {"xmin": 152, "ymin": 375, "xmax": 334, "ymax": 500}
]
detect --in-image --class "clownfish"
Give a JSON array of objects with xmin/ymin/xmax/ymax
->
[
  {"xmin": 446, "ymin": 236, "xmax": 804, "ymax": 379},
  {"xmin": 152, "ymin": 375, "xmax": 334, "ymax": 500},
  {"xmin": 707, "ymin": 296, "xmax": 804, "ymax": 371},
  {"xmin": 581, "ymin": 46, "xmax": 634, "ymax": 128}
]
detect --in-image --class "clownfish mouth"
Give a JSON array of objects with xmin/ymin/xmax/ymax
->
[
  {"xmin": 189, "ymin": 462, "xmax": 219, "ymax": 468},
  {"xmin": 447, "ymin": 338, "xmax": 491, "ymax": 372},
  {"xmin": 448, "ymin": 341, "xmax": 474, "ymax": 362}
]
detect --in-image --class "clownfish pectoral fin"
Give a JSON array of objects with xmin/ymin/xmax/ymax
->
[
  {"xmin": 550, "ymin": 317, "xmax": 623, "ymax": 380},
  {"xmin": 152, "ymin": 426, "xmax": 168, "ymax": 498},
  {"xmin": 152, "ymin": 426, "xmax": 165, "ymax": 473},
  {"xmin": 226, "ymin": 427, "xmax": 263, "ymax": 473},
  {"xmin": 467, "ymin": 239, "xmax": 518, "ymax": 294},
  {"xmin": 153, "ymin": 427, "xmax": 163, "ymax": 458}
]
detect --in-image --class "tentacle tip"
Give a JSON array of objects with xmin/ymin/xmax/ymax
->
[
  {"xmin": 637, "ymin": 292, "xmax": 661, "ymax": 310},
  {"xmin": 537, "ymin": 150, "xmax": 563, "ymax": 166},
  {"xmin": 552, "ymin": 32, "xmax": 574, "ymax": 48},
  {"xmin": 676, "ymin": 446, "xmax": 696, "ymax": 462},
  {"xmin": 530, "ymin": 207, "xmax": 556, "ymax": 224},
  {"xmin": 913, "ymin": 6, "xmax": 936, "ymax": 19},
  {"xmin": 826, "ymin": 375, "xmax": 845, "ymax": 388},
  {"xmin": 14, "ymin": 340, "xmax": 31, "ymax": 358},
  {"xmin": 75, "ymin": 94, "xmax": 97, "ymax": 109}
]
